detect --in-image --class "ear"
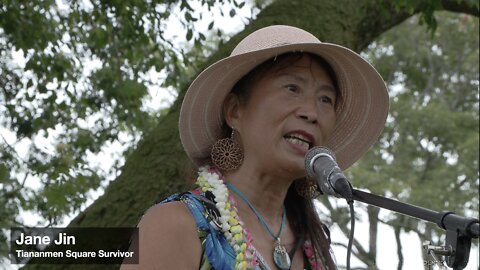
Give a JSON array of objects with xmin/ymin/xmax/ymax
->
[{"xmin": 223, "ymin": 93, "xmax": 242, "ymax": 129}]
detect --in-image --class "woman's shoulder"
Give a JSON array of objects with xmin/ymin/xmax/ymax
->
[
  {"xmin": 142, "ymin": 199, "xmax": 195, "ymax": 228},
  {"xmin": 121, "ymin": 195, "xmax": 202, "ymax": 270},
  {"xmin": 140, "ymin": 192, "xmax": 209, "ymax": 243},
  {"xmin": 143, "ymin": 191, "xmax": 205, "ymax": 221}
]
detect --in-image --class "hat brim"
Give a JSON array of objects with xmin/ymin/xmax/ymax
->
[{"xmin": 179, "ymin": 42, "xmax": 389, "ymax": 170}]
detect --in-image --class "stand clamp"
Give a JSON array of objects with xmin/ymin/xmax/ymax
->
[{"xmin": 423, "ymin": 241, "xmax": 451, "ymax": 269}]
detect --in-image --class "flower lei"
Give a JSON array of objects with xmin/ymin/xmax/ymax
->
[
  {"xmin": 195, "ymin": 166, "xmax": 323, "ymax": 270},
  {"xmin": 196, "ymin": 166, "xmax": 258, "ymax": 269}
]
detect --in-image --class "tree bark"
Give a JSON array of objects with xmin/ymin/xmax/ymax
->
[
  {"xmin": 394, "ymin": 226, "xmax": 404, "ymax": 270},
  {"xmin": 368, "ymin": 205, "xmax": 380, "ymax": 267},
  {"xmin": 22, "ymin": 0, "xmax": 478, "ymax": 269}
]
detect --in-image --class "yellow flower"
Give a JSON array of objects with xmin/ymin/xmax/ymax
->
[
  {"xmin": 234, "ymin": 234, "xmax": 243, "ymax": 243},
  {"xmin": 231, "ymin": 225, "xmax": 242, "ymax": 234},
  {"xmin": 236, "ymin": 253, "xmax": 244, "ymax": 261},
  {"xmin": 236, "ymin": 261, "xmax": 247, "ymax": 270},
  {"xmin": 228, "ymin": 216, "xmax": 239, "ymax": 226}
]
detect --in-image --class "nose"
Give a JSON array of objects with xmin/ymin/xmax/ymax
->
[{"xmin": 295, "ymin": 100, "xmax": 318, "ymax": 124}]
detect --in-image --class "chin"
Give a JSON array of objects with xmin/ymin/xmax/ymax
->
[{"xmin": 281, "ymin": 160, "xmax": 306, "ymax": 180}]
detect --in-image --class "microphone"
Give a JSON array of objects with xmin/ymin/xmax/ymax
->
[{"xmin": 305, "ymin": 146, "xmax": 354, "ymax": 203}]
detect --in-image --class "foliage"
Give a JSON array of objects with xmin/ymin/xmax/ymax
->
[
  {"xmin": 392, "ymin": 0, "xmax": 479, "ymax": 33},
  {"xmin": 364, "ymin": 10, "xmax": 478, "ymax": 219},
  {"xmin": 325, "ymin": 12, "xmax": 479, "ymax": 268},
  {"xmin": 0, "ymin": 0, "xmax": 249, "ymax": 228}
]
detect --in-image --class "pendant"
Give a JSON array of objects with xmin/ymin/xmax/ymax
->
[{"xmin": 273, "ymin": 238, "xmax": 291, "ymax": 270}]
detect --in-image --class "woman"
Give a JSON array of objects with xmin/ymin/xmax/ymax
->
[{"xmin": 122, "ymin": 25, "xmax": 389, "ymax": 270}]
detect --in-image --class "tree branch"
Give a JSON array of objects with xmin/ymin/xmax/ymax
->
[
  {"xmin": 324, "ymin": 199, "xmax": 377, "ymax": 268},
  {"xmin": 441, "ymin": 0, "xmax": 479, "ymax": 16},
  {"xmin": 368, "ymin": 205, "xmax": 380, "ymax": 265},
  {"xmin": 394, "ymin": 226, "xmax": 404, "ymax": 270}
]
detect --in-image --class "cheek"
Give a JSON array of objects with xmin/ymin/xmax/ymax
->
[
  {"xmin": 244, "ymin": 98, "xmax": 282, "ymax": 125},
  {"xmin": 238, "ymin": 105, "xmax": 283, "ymax": 147},
  {"xmin": 322, "ymin": 113, "xmax": 337, "ymax": 141}
]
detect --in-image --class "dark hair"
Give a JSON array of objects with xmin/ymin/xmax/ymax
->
[
  {"xmin": 232, "ymin": 52, "xmax": 340, "ymax": 108},
  {"xmin": 222, "ymin": 52, "xmax": 339, "ymax": 268}
]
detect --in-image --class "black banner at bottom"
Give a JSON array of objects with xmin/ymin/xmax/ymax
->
[{"xmin": 10, "ymin": 227, "xmax": 138, "ymax": 264}]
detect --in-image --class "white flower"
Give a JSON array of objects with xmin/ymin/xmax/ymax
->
[
  {"xmin": 197, "ymin": 167, "xmax": 256, "ymax": 268},
  {"xmin": 221, "ymin": 223, "xmax": 230, "ymax": 232},
  {"xmin": 216, "ymin": 201, "xmax": 225, "ymax": 209},
  {"xmin": 219, "ymin": 215, "xmax": 230, "ymax": 224}
]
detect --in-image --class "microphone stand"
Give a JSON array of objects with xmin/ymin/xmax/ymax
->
[{"xmin": 351, "ymin": 189, "xmax": 479, "ymax": 270}]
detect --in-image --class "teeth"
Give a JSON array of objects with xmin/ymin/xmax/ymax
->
[
  {"xmin": 293, "ymin": 134, "xmax": 309, "ymax": 142},
  {"xmin": 285, "ymin": 133, "xmax": 311, "ymax": 144},
  {"xmin": 285, "ymin": 137, "xmax": 309, "ymax": 149}
]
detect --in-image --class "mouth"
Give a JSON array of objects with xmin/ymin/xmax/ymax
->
[{"xmin": 283, "ymin": 131, "xmax": 314, "ymax": 151}]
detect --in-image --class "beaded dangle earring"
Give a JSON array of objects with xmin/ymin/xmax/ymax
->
[{"xmin": 210, "ymin": 129, "xmax": 243, "ymax": 171}]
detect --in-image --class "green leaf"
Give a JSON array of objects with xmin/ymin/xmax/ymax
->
[
  {"xmin": 0, "ymin": 164, "xmax": 9, "ymax": 182},
  {"xmin": 186, "ymin": 28, "xmax": 193, "ymax": 41},
  {"xmin": 26, "ymin": 79, "xmax": 33, "ymax": 89}
]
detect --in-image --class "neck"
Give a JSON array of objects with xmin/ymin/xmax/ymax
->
[{"xmin": 222, "ymin": 164, "xmax": 294, "ymax": 226}]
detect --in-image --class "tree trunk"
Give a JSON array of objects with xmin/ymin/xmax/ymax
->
[
  {"xmin": 367, "ymin": 205, "xmax": 380, "ymax": 268},
  {"xmin": 394, "ymin": 226, "xmax": 404, "ymax": 270},
  {"xmin": 22, "ymin": 0, "xmax": 478, "ymax": 269}
]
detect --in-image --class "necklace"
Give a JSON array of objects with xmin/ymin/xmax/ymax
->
[
  {"xmin": 196, "ymin": 167, "xmax": 322, "ymax": 270},
  {"xmin": 226, "ymin": 182, "xmax": 292, "ymax": 270}
]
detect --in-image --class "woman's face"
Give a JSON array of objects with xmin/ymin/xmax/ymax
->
[{"xmin": 228, "ymin": 54, "xmax": 337, "ymax": 177}]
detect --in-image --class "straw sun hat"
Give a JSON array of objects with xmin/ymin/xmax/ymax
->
[{"xmin": 179, "ymin": 25, "xmax": 389, "ymax": 170}]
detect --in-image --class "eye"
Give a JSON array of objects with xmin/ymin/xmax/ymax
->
[
  {"xmin": 320, "ymin": 95, "xmax": 334, "ymax": 105},
  {"xmin": 285, "ymin": 84, "xmax": 298, "ymax": 92}
]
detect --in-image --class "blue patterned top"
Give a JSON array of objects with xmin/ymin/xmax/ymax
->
[
  {"xmin": 159, "ymin": 190, "xmax": 328, "ymax": 270},
  {"xmin": 161, "ymin": 191, "xmax": 236, "ymax": 270}
]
